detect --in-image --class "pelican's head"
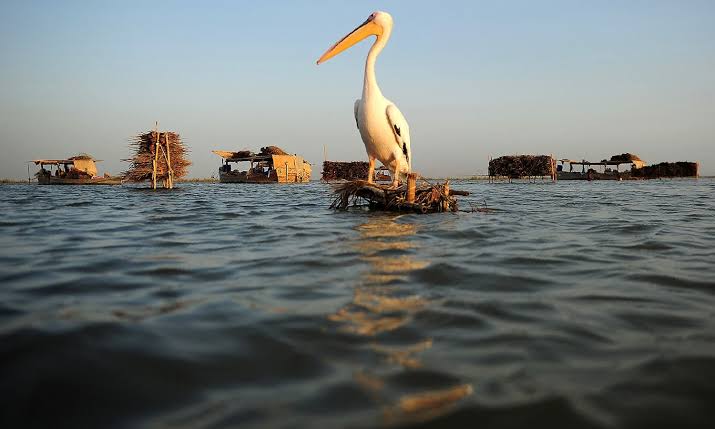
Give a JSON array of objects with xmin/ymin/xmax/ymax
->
[{"xmin": 317, "ymin": 11, "xmax": 393, "ymax": 65}]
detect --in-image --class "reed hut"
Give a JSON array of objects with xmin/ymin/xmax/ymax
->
[
  {"xmin": 123, "ymin": 128, "xmax": 191, "ymax": 189},
  {"xmin": 488, "ymin": 155, "xmax": 556, "ymax": 182},
  {"xmin": 322, "ymin": 161, "xmax": 369, "ymax": 181},
  {"xmin": 322, "ymin": 161, "xmax": 391, "ymax": 182},
  {"xmin": 631, "ymin": 161, "xmax": 699, "ymax": 178}
]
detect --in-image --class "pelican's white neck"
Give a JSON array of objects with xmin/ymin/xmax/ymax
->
[{"xmin": 363, "ymin": 26, "xmax": 391, "ymax": 100}]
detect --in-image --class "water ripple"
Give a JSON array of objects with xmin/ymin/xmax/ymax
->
[{"xmin": 1, "ymin": 179, "xmax": 714, "ymax": 428}]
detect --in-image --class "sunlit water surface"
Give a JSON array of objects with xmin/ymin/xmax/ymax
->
[{"xmin": 1, "ymin": 180, "xmax": 714, "ymax": 428}]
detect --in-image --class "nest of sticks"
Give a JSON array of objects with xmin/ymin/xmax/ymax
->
[
  {"xmin": 330, "ymin": 180, "xmax": 467, "ymax": 213},
  {"xmin": 123, "ymin": 131, "xmax": 191, "ymax": 183}
]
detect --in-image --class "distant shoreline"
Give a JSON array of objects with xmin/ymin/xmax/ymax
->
[{"xmin": 2, "ymin": 176, "xmax": 713, "ymax": 185}]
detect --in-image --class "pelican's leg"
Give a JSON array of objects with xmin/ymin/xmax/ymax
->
[
  {"xmin": 367, "ymin": 157, "xmax": 375, "ymax": 184},
  {"xmin": 390, "ymin": 158, "xmax": 401, "ymax": 189}
]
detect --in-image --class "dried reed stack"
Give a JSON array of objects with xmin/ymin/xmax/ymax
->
[
  {"xmin": 631, "ymin": 162, "xmax": 699, "ymax": 178},
  {"xmin": 608, "ymin": 153, "xmax": 643, "ymax": 163},
  {"xmin": 322, "ymin": 161, "xmax": 370, "ymax": 181},
  {"xmin": 124, "ymin": 130, "xmax": 191, "ymax": 188},
  {"xmin": 488, "ymin": 155, "xmax": 555, "ymax": 179},
  {"xmin": 260, "ymin": 146, "xmax": 288, "ymax": 156}
]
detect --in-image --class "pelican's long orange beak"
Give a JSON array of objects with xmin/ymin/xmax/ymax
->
[{"xmin": 317, "ymin": 16, "xmax": 383, "ymax": 64}]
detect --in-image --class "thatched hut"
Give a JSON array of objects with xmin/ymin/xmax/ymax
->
[
  {"xmin": 322, "ymin": 161, "xmax": 369, "ymax": 181},
  {"xmin": 488, "ymin": 155, "xmax": 556, "ymax": 181},
  {"xmin": 631, "ymin": 162, "xmax": 699, "ymax": 178}
]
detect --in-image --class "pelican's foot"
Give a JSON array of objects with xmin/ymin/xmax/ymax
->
[{"xmin": 389, "ymin": 181, "xmax": 400, "ymax": 189}]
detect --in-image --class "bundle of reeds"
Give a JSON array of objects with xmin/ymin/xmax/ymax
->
[
  {"xmin": 330, "ymin": 179, "xmax": 467, "ymax": 213},
  {"xmin": 69, "ymin": 153, "xmax": 94, "ymax": 161},
  {"xmin": 488, "ymin": 155, "xmax": 555, "ymax": 178},
  {"xmin": 232, "ymin": 150, "xmax": 254, "ymax": 158},
  {"xmin": 608, "ymin": 153, "xmax": 642, "ymax": 163},
  {"xmin": 260, "ymin": 146, "xmax": 288, "ymax": 156},
  {"xmin": 65, "ymin": 168, "xmax": 91, "ymax": 179},
  {"xmin": 631, "ymin": 162, "xmax": 699, "ymax": 178},
  {"xmin": 123, "ymin": 130, "xmax": 191, "ymax": 188},
  {"xmin": 322, "ymin": 161, "xmax": 369, "ymax": 181}
]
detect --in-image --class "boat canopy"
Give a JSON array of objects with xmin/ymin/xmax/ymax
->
[
  {"xmin": 212, "ymin": 151, "xmax": 275, "ymax": 162},
  {"xmin": 32, "ymin": 158, "xmax": 100, "ymax": 177},
  {"xmin": 32, "ymin": 159, "xmax": 103, "ymax": 165},
  {"xmin": 558, "ymin": 159, "xmax": 640, "ymax": 166}
]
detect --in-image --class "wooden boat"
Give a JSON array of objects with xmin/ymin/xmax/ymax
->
[
  {"xmin": 557, "ymin": 157, "xmax": 645, "ymax": 181},
  {"xmin": 32, "ymin": 156, "xmax": 121, "ymax": 185},
  {"xmin": 213, "ymin": 148, "xmax": 311, "ymax": 183},
  {"xmin": 374, "ymin": 165, "xmax": 392, "ymax": 182}
]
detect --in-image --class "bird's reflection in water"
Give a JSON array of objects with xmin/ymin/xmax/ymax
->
[{"xmin": 328, "ymin": 215, "xmax": 472, "ymax": 424}]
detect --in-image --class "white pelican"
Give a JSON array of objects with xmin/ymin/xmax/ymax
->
[{"xmin": 317, "ymin": 11, "xmax": 411, "ymax": 188}]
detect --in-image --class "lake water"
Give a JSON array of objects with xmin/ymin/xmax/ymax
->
[{"xmin": 1, "ymin": 179, "xmax": 714, "ymax": 428}]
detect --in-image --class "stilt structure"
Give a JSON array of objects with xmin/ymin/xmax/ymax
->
[{"xmin": 123, "ymin": 123, "xmax": 190, "ymax": 188}]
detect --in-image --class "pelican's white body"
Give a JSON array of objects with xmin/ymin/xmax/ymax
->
[
  {"xmin": 355, "ymin": 95, "xmax": 409, "ymax": 176},
  {"xmin": 355, "ymin": 12, "xmax": 411, "ymax": 182},
  {"xmin": 322, "ymin": 12, "xmax": 411, "ymax": 184}
]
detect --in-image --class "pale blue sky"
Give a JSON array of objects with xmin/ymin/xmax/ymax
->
[{"xmin": 1, "ymin": 0, "xmax": 714, "ymax": 178}]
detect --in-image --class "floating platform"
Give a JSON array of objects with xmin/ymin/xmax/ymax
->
[{"xmin": 330, "ymin": 176, "xmax": 469, "ymax": 214}]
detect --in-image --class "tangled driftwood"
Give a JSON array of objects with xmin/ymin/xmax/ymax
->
[{"xmin": 330, "ymin": 179, "xmax": 468, "ymax": 213}]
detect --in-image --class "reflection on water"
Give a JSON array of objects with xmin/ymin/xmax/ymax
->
[
  {"xmin": 329, "ymin": 215, "xmax": 472, "ymax": 424},
  {"xmin": 328, "ymin": 217, "xmax": 428, "ymax": 337}
]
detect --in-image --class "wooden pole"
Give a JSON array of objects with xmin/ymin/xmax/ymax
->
[
  {"xmin": 152, "ymin": 123, "xmax": 159, "ymax": 189},
  {"xmin": 156, "ymin": 143, "xmax": 165, "ymax": 188},
  {"xmin": 165, "ymin": 133, "xmax": 173, "ymax": 189},
  {"xmin": 406, "ymin": 173, "xmax": 417, "ymax": 203},
  {"xmin": 488, "ymin": 155, "xmax": 493, "ymax": 183},
  {"xmin": 442, "ymin": 181, "xmax": 450, "ymax": 212}
]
